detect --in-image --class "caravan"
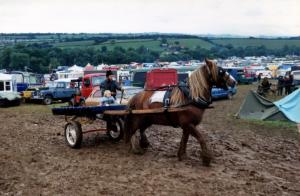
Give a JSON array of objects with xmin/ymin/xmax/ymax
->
[{"xmin": 0, "ymin": 73, "xmax": 21, "ymax": 107}]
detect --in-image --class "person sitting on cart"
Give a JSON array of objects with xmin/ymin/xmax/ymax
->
[
  {"xmin": 100, "ymin": 70, "xmax": 123, "ymax": 99},
  {"xmin": 100, "ymin": 90, "xmax": 115, "ymax": 106}
]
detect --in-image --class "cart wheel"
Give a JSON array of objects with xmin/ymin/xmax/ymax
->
[
  {"xmin": 64, "ymin": 121, "xmax": 82, "ymax": 148},
  {"xmin": 107, "ymin": 118, "xmax": 124, "ymax": 142}
]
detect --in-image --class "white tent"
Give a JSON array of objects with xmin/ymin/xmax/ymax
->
[
  {"xmin": 68, "ymin": 65, "xmax": 84, "ymax": 72},
  {"xmin": 96, "ymin": 63, "xmax": 108, "ymax": 70}
]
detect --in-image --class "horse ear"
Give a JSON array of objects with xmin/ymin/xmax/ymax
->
[{"xmin": 205, "ymin": 58, "xmax": 213, "ymax": 69}]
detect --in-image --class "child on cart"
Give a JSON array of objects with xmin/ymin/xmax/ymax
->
[{"xmin": 100, "ymin": 90, "xmax": 115, "ymax": 106}]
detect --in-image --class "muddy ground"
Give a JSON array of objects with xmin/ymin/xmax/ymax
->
[{"xmin": 1, "ymin": 85, "xmax": 300, "ymax": 195}]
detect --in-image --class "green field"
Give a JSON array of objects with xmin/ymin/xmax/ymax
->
[
  {"xmin": 2, "ymin": 33, "xmax": 300, "ymax": 53},
  {"xmin": 211, "ymin": 38, "xmax": 300, "ymax": 49},
  {"xmin": 167, "ymin": 38, "xmax": 214, "ymax": 49},
  {"xmin": 53, "ymin": 38, "xmax": 214, "ymax": 51}
]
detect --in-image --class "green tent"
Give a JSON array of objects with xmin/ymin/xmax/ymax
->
[{"xmin": 237, "ymin": 90, "xmax": 289, "ymax": 122}]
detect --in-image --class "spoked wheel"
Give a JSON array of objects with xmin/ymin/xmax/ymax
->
[
  {"xmin": 107, "ymin": 118, "xmax": 124, "ymax": 142},
  {"xmin": 64, "ymin": 121, "xmax": 82, "ymax": 148}
]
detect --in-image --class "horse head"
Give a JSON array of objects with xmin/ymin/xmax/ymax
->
[{"xmin": 204, "ymin": 58, "xmax": 236, "ymax": 90}]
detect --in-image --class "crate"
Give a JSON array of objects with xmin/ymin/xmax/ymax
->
[{"xmin": 145, "ymin": 68, "xmax": 178, "ymax": 90}]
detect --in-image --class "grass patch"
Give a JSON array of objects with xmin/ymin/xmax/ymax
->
[
  {"xmin": 53, "ymin": 38, "xmax": 214, "ymax": 51},
  {"xmin": 211, "ymin": 38, "xmax": 300, "ymax": 49},
  {"xmin": 234, "ymin": 118, "xmax": 298, "ymax": 139},
  {"xmin": 244, "ymin": 119, "xmax": 296, "ymax": 129}
]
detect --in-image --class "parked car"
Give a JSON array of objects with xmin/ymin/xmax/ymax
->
[
  {"xmin": 223, "ymin": 67, "xmax": 254, "ymax": 84},
  {"xmin": 256, "ymin": 70, "xmax": 272, "ymax": 79},
  {"xmin": 212, "ymin": 86, "xmax": 237, "ymax": 100},
  {"xmin": 292, "ymin": 70, "xmax": 300, "ymax": 84},
  {"xmin": 21, "ymin": 86, "xmax": 48, "ymax": 103},
  {"xmin": 31, "ymin": 80, "xmax": 76, "ymax": 105}
]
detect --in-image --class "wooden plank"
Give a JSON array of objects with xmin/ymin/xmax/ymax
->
[
  {"xmin": 103, "ymin": 110, "xmax": 129, "ymax": 115},
  {"xmin": 103, "ymin": 107, "xmax": 187, "ymax": 115}
]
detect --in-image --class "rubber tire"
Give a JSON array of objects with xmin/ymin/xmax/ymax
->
[
  {"xmin": 79, "ymin": 100, "xmax": 86, "ymax": 106},
  {"xmin": 107, "ymin": 118, "xmax": 124, "ymax": 142},
  {"xmin": 68, "ymin": 98, "xmax": 75, "ymax": 106},
  {"xmin": 64, "ymin": 121, "xmax": 83, "ymax": 149},
  {"xmin": 43, "ymin": 96, "xmax": 52, "ymax": 105}
]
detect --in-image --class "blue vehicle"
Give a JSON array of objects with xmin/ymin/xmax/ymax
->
[
  {"xmin": 31, "ymin": 80, "xmax": 76, "ymax": 105},
  {"xmin": 222, "ymin": 67, "xmax": 254, "ymax": 84},
  {"xmin": 212, "ymin": 86, "xmax": 237, "ymax": 100}
]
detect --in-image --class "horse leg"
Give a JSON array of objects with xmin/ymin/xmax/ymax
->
[
  {"xmin": 139, "ymin": 123, "xmax": 151, "ymax": 149},
  {"xmin": 125, "ymin": 116, "xmax": 145, "ymax": 154},
  {"xmin": 177, "ymin": 128, "xmax": 190, "ymax": 161},
  {"xmin": 130, "ymin": 128, "xmax": 145, "ymax": 155},
  {"xmin": 190, "ymin": 125, "xmax": 212, "ymax": 167}
]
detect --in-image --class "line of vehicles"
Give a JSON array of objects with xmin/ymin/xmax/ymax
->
[
  {"xmin": 3, "ymin": 64, "xmax": 300, "ymax": 107},
  {"xmin": 17, "ymin": 68, "xmax": 238, "ymax": 106}
]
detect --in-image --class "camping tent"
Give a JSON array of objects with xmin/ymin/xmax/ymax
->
[
  {"xmin": 68, "ymin": 65, "xmax": 84, "ymax": 72},
  {"xmin": 84, "ymin": 63, "xmax": 94, "ymax": 71},
  {"xmin": 236, "ymin": 90, "xmax": 299, "ymax": 123},
  {"xmin": 274, "ymin": 89, "xmax": 300, "ymax": 123}
]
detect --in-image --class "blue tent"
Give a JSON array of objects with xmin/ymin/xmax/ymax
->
[{"xmin": 274, "ymin": 89, "xmax": 300, "ymax": 123}]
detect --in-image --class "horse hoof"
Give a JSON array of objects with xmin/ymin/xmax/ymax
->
[
  {"xmin": 131, "ymin": 147, "xmax": 145, "ymax": 155},
  {"xmin": 178, "ymin": 153, "xmax": 187, "ymax": 161},
  {"xmin": 202, "ymin": 157, "xmax": 211, "ymax": 167},
  {"xmin": 201, "ymin": 152, "xmax": 212, "ymax": 167}
]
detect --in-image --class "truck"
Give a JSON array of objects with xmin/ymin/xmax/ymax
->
[
  {"xmin": 69, "ymin": 73, "xmax": 107, "ymax": 106},
  {"xmin": 31, "ymin": 79, "xmax": 76, "ymax": 105}
]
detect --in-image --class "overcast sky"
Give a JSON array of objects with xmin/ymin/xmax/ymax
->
[{"xmin": 0, "ymin": 0, "xmax": 299, "ymax": 36}]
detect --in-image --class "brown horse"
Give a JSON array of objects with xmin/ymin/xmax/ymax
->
[{"xmin": 124, "ymin": 58, "xmax": 236, "ymax": 166}]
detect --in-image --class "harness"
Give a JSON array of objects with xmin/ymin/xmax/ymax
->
[
  {"xmin": 177, "ymin": 81, "xmax": 213, "ymax": 108},
  {"xmin": 146, "ymin": 66, "xmax": 228, "ymax": 121},
  {"xmin": 163, "ymin": 86, "xmax": 172, "ymax": 108}
]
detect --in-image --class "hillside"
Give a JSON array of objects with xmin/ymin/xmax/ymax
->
[
  {"xmin": 211, "ymin": 38, "xmax": 300, "ymax": 49},
  {"xmin": 1, "ymin": 33, "xmax": 300, "ymax": 51},
  {"xmin": 53, "ymin": 38, "xmax": 214, "ymax": 51}
]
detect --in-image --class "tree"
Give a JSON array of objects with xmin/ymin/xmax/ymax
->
[
  {"xmin": 0, "ymin": 48, "xmax": 12, "ymax": 69},
  {"xmin": 9, "ymin": 52, "xmax": 30, "ymax": 71},
  {"xmin": 101, "ymin": 46, "xmax": 107, "ymax": 52},
  {"xmin": 161, "ymin": 38, "xmax": 168, "ymax": 44}
]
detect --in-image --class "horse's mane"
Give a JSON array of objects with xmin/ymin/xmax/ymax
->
[{"xmin": 170, "ymin": 61, "xmax": 218, "ymax": 106}]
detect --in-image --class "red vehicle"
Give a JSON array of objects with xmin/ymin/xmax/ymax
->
[
  {"xmin": 70, "ymin": 73, "xmax": 106, "ymax": 106},
  {"xmin": 145, "ymin": 68, "xmax": 178, "ymax": 90}
]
